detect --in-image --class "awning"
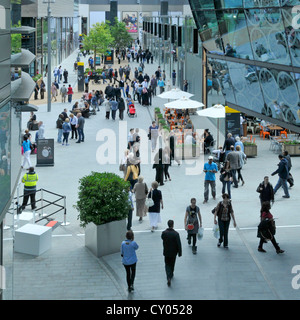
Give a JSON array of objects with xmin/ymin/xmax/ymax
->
[
  {"xmin": 11, "ymin": 72, "xmax": 35, "ymax": 102},
  {"xmin": 11, "ymin": 26, "xmax": 36, "ymax": 35},
  {"xmin": 14, "ymin": 103, "xmax": 39, "ymax": 112},
  {"xmin": 11, "ymin": 49, "xmax": 36, "ymax": 68}
]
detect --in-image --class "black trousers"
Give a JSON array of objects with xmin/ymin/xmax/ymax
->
[
  {"xmin": 106, "ymin": 111, "xmax": 110, "ymax": 119},
  {"xmin": 22, "ymin": 189, "xmax": 36, "ymax": 210},
  {"xmin": 258, "ymin": 237, "xmax": 280, "ymax": 251},
  {"xmin": 119, "ymin": 109, "xmax": 124, "ymax": 120},
  {"xmin": 155, "ymin": 166, "xmax": 164, "ymax": 185},
  {"xmin": 71, "ymin": 124, "xmax": 78, "ymax": 139},
  {"xmin": 188, "ymin": 233, "xmax": 197, "ymax": 246},
  {"xmin": 127, "ymin": 209, "xmax": 133, "ymax": 230},
  {"xmin": 164, "ymin": 256, "xmax": 176, "ymax": 280},
  {"xmin": 123, "ymin": 263, "xmax": 136, "ymax": 288},
  {"xmin": 218, "ymin": 218, "xmax": 230, "ymax": 247},
  {"xmin": 164, "ymin": 164, "xmax": 170, "ymax": 180}
]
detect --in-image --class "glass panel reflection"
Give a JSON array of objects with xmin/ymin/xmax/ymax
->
[
  {"xmin": 194, "ymin": 10, "xmax": 223, "ymax": 53},
  {"xmin": 281, "ymin": 7, "xmax": 300, "ymax": 67},
  {"xmin": 0, "ymin": 102, "xmax": 11, "ymax": 215},
  {"xmin": 246, "ymin": 8, "xmax": 292, "ymax": 65},
  {"xmin": 220, "ymin": 10, "xmax": 254, "ymax": 59},
  {"xmin": 208, "ymin": 58, "xmax": 237, "ymax": 104},
  {"xmin": 243, "ymin": 0, "xmax": 280, "ymax": 8}
]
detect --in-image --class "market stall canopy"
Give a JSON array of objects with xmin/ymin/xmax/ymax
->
[
  {"xmin": 197, "ymin": 104, "xmax": 225, "ymax": 147},
  {"xmin": 164, "ymin": 97, "xmax": 205, "ymax": 109},
  {"xmin": 158, "ymin": 88, "xmax": 194, "ymax": 100},
  {"xmin": 196, "ymin": 103, "xmax": 225, "ymax": 118}
]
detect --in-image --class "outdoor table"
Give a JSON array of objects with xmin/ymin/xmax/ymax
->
[{"xmin": 267, "ymin": 125, "xmax": 283, "ymax": 136}]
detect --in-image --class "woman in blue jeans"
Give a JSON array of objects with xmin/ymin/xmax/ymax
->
[
  {"xmin": 121, "ymin": 230, "xmax": 139, "ymax": 292},
  {"xmin": 213, "ymin": 193, "xmax": 236, "ymax": 249},
  {"xmin": 220, "ymin": 161, "xmax": 232, "ymax": 199}
]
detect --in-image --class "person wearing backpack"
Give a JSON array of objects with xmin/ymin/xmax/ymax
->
[
  {"xmin": 124, "ymin": 154, "xmax": 139, "ymax": 191},
  {"xmin": 213, "ymin": 193, "xmax": 236, "ymax": 249},
  {"xmin": 184, "ymin": 198, "xmax": 202, "ymax": 254},
  {"xmin": 257, "ymin": 202, "xmax": 284, "ymax": 254}
]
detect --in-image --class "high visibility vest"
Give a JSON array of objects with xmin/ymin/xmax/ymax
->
[{"xmin": 22, "ymin": 172, "xmax": 38, "ymax": 190}]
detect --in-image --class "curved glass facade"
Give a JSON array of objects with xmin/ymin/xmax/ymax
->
[{"xmin": 189, "ymin": 0, "xmax": 300, "ymax": 131}]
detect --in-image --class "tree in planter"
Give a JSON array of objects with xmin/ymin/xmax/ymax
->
[
  {"xmin": 75, "ymin": 171, "xmax": 131, "ymax": 228},
  {"xmin": 110, "ymin": 18, "xmax": 132, "ymax": 52},
  {"xmin": 81, "ymin": 22, "xmax": 114, "ymax": 67}
]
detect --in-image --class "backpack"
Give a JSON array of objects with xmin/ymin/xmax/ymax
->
[
  {"xmin": 142, "ymin": 88, "xmax": 147, "ymax": 94},
  {"xmin": 257, "ymin": 219, "xmax": 275, "ymax": 240}
]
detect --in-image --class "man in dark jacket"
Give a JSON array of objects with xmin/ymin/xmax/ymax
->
[
  {"xmin": 271, "ymin": 154, "xmax": 290, "ymax": 198},
  {"xmin": 256, "ymin": 176, "xmax": 274, "ymax": 205},
  {"xmin": 161, "ymin": 220, "xmax": 182, "ymax": 287},
  {"xmin": 223, "ymin": 133, "xmax": 235, "ymax": 156},
  {"xmin": 118, "ymin": 97, "xmax": 125, "ymax": 120}
]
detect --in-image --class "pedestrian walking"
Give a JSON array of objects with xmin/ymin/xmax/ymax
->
[
  {"xmin": 110, "ymin": 98, "xmax": 118, "ymax": 121},
  {"xmin": 84, "ymin": 76, "xmax": 89, "ymax": 91},
  {"xmin": 118, "ymin": 97, "xmax": 125, "ymax": 120},
  {"xmin": 213, "ymin": 193, "xmax": 237, "ymax": 249},
  {"xmin": 127, "ymin": 128, "xmax": 134, "ymax": 151},
  {"xmin": 34, "ymin": 82, "xmax": 39, "ymax": 100},
  {"xmin": 226, "ymin": 145, "xmax": 240, "ymax": 188},
  {"xmin": 56, "ymin": 114, "xmax": 64, "ymax": 143},
  {"xmin": 283, "ymin": 150, "xmax": 294, "ymax": 187},
  {"xmin": 51, "ymin": 82, "xmax": 58, "ymax": 101},
  {"xmin": 60, "ymin": 85, "xmax": 67, "ymax": 103},
  {"xmin": 69, "ymin": 113, "xmax": 78, "ymax": 140},
  {"xmin": 257, "ymin": 202, "xmax": 284, "ymax": 254},
  {"xmin": 63, "ymin": 69, "xmax": 68, "ymax": 83},
  {"xmin": 158, "ymin": 77, "xmax": 165, "ymax": 94},
  {"xmin": 132, "ymin": 176, "xmax": 148, "ymax": 223},
  {"xmin": 172, "ymin": 70, "xmax": 176, "ymax": 87},
  {"xmin": 76, "ymin": 113, "xmax": 85, "ymax": 143},
  {"xmin": 153, "ymin": 148, "xmax": 164, "ymax": 186},
  {"xmin": 127, "ymin": 190, "xmax": 134, "ymax": 231},
  {"xmin": 21, "ymin": 135, "xmax": 32, "ymax": 169},
  {"xmin": 271, "ymin": 154, "xmax": 290, "ymax": 198},
  {"xmin": 256, "ymin": 176, "xmax": 274, "ymax": 206},
  {"xmin": 163, "ymin": 147, "xmax": 171, "ymax": 182},
  {"xmin": 21, "ymin": 167, "xmax": 38, "ymax": 211},
  {"xmin": 203, "ymin": 155, "xmax": 218, "ymax": 203},
  {"xmin": 148, "ymin": 181, "xmax": 163, "ymax": 232},
  {"xmin": 121, "ymin": 230, "xmax": 139, "ymax": 292},
  {"xmin": 62, "ymin": 118, "xmax": 71, "ymax": 146},
  {"xmin": 219, "ymin": 160, "xmax": 232, "ymax": 199},
  {"xmin": 223, "ymin": 133, "xmax": 235, "ymax": 157},
  {"xmin": 236, "ymin": 145, "xmax": 246, "ymax": 186},
  {"xmin": 103, "ymin": 96, "xmax": 111, "ymax": 120},
  {"xmin": 149, "ymin": 121, "xmax": 159, "ymax": 153},
  {"xmin": 40, "ymin": 80, "xmax": 45, "ymax": 99},
  {"xmin": 124, "ymin": 155, "xmax": 139, "ymax": 191},
  {"xmin": 67, "ymin": 85, "xmax": 74, "ymax": 103},
  {"xmin": 184, "ymin": 198, "xmax": 202, "ymax": 254},
  {"xmin": 161, "ymin": 220, "xmax": 182, "ymax": 287}
]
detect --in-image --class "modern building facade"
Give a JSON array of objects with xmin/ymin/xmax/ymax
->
[
  {"xmin": 142, "ymin": 13, "xmax": 203, "ymax": 104},
  {"xmin": 20, "ymin": 0, "xmax": 79, "ymax": 75},
  {"xmin": 1, "ymin": 0, "xmax": 37, "ymax": 300},
  {"xmin": 188, "ymin": 0, "xmax": 300, "ymax": 133},
  {"xmin": 79, "ymin": 0, "xmax": 192, "ymax": 39}
]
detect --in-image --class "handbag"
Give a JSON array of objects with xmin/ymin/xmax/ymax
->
[
  {"xmin": 213, "ymin": 223, "xmax": 220, "ymax": 239},
  {"xmin": 145, "ymin": 190, "xmax": 154, "ymax": 208},
  {"xmin": 148, "ymin": 132, "xmax": 151, "ymax": 140},
  {"xmin": 119, "ymin": 163, "xmax": 125, "ymax": 171}
]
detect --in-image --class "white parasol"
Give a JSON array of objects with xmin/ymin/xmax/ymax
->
[
  {"xmin": 158, "ymin": 88, "xmax": 194, "ymax": 100},
  {"xmin": 164, "ymin": 97, "xmax": 205, "ymax": 110}
]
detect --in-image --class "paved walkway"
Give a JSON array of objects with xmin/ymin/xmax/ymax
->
[{"xmin": 3, "ymin": 49, "xmax": 300, "ymax": 300}]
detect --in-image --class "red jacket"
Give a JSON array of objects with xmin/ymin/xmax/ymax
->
[{"xmin": 67, "ymin": 87, "xmax": 73, "ymax": 95}]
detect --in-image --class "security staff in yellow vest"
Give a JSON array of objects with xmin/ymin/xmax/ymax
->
[{"xmin": 21, "ymin": 167, "xmax": 38, "ymax": 210}]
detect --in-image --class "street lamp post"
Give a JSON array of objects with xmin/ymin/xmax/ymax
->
[{"xmin": 43, "ymin": 0, "xmax": 55, "ymax": 112}]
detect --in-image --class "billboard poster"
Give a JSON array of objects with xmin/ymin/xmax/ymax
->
[{"xmin": 122, "ymin": 12, "xmax": 138, "ymax": 33}]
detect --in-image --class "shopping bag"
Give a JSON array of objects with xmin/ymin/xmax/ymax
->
[
  {"xmin": 197, "ymin": 227, "xmax": 204, "ymax": 240},
  {"xmin": 213, "ymin": 224, "xmax": 220, "ymax": 239}
]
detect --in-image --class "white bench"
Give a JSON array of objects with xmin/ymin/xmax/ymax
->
[{"xmin": 14, "ymin": 224, "xmax": 52, "ymax": 256}]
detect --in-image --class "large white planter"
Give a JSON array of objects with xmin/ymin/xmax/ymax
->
[{"xmin": 85, "ymin": 219, "xmax": 126, "ymax": 257}]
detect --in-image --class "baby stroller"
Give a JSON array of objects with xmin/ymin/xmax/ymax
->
[{"xmin": 127, "ymin": 100, "xmax": 137, "ymax": 118}]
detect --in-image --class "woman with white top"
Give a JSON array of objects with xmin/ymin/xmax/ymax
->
[
  {"xmin": 69, "ymin": 113, "xmax": 78, "ymax": 140},
  {"xmin": 21, "ymin": 135, "xmax": 32, "ymax": 169}
]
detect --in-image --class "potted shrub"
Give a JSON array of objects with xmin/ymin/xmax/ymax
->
[
  {"xmin": 282, "ymin": 140, "xmax": 300, "ymax": 155},
  {"xmin": 243, "ymin": 141, "xmax": 257, "ymax": 157},
  {"xmin": 75, "ymin": 172, "xmax": 130, "ymax": 257}
]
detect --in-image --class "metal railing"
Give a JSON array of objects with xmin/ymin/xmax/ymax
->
[{"xmin": 11, "ymin": 183, "xmax": 70, "ymax": 229}]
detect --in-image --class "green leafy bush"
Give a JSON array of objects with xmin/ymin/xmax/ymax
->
[
  {"xmin": 243, "ymin": 141, "xmax": 257, "ymax": 146},
  {"xmin": 75, "ymin": 172, "xmax": 130, "ymax": 228},
  {"xmin": 283, "ymin": 140, "xmax": 300, "ymax": 145}
]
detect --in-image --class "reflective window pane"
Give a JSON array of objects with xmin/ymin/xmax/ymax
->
[{"xmin": 246, "ymin": 8, "xmax": 292, "ymax": 65}]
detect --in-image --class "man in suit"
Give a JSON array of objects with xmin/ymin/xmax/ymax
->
[{"xmin": 161, "ymin": 220, "xmax": 182, "ymax": 286}]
